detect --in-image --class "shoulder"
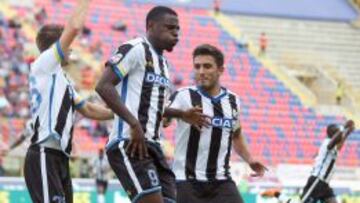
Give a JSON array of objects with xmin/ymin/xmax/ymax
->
[
  {"xmin": 113, "ymin": 38, "xmax": 145, "ymax": 57},
  {"xmin": 176, "ymin": 86, "xmax": 196, "ymax": 94}
]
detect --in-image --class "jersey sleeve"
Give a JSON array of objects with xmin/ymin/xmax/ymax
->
[
  {"xmin": 233, "ymin": 97, "xmax": 242, "ymax": 131},
  {"xmin": 168, "ymin": 90, "xmax": 187, "ymax": 110},
  {"xmin": 105, "ymin": 44, "xmax": 142, "ymax": 80},
  {"xmin": 70, "ymin": 86, "xmax": 86, "ymax": 109},
  {"xmin": 31, "ymin": 41, "xmax": 65, "ymax": 75}
]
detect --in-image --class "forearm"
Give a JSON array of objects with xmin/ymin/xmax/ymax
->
[
  {"xmin": 163, "ymin": 107, "xmax": 184, "ymax": 118},
  {"xmin": 60, "ymin": 0, "xmax": 90, "ymax": 50},
  {"xmin": 233, "ymin": 131, "xmax": 253, "ymax": 164},
  {"xmin": 81, "ymin": 102, "xmax": 114, "ymax": 120},
  {"xmin": 96, "ymin": 83, "xmax": 138, "ymax": 126}
]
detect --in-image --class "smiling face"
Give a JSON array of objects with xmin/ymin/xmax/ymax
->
[
  {"xmin": 192, "ymin": 44, "xmax": 224, "ymax": 92},
  {"xmin": 193, "ymin": 54, "xmax": 223, "ymax": 91}
]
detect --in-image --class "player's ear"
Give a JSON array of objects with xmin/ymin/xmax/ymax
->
[{"xmin": 147, "ymin": 20, "xmax": 156, "ymax": 32}]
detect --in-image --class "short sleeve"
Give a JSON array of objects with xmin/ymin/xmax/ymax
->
[
  {"xmin": 70, "ymin": 86, "xmax": 86, "ymax": 109},
  {"xmin": 168, "ymin": 90, "xmax": 186, "ymax": 110},
  {"xmin": 233, "ymin": 97, "xmax": 242, "ymax": 131},
  {"xmin": 31, "ymin": 41, "xmax": 65, "ymax": 75},
  {"xmin": 105, "ymin": 44, "xmax": 141, "ymax": 80}
]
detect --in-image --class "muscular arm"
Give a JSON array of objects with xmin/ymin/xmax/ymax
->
[
  {"xmin": 95, "ymin": 67, "xmax": 138, "ymax": 127},
  {"xmin": 59, "ymin": 0, "xmax": 91, "ymax": 54},
  {"xmin": 77, "ymin": 102, "xmax": 114, "ymax": 120}
]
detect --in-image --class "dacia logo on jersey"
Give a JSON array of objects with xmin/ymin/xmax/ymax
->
[
  {"xmin": 211, "ymin": 117, "xmax": 233, "ymax": 129},
  {"xmin": 145, "ymin": 72, "xmax": 170, "ymax": 88}
]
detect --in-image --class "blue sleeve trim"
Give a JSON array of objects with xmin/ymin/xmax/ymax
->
[
  {"xmin": 56, "ymin": 41, "xmax": 65, "ymax": 61},
  {"xmin": 110, "ymin": 64, "xmax": 124, "ymax": 80},
  {"xmin": 132, "ymin": 186, "xmax": 162, "ymax": 203},
  {"xmin": 75, "ymin": 100, "xmax": 86, "ymax": 109}
]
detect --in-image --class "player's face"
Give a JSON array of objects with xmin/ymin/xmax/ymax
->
[
  {"xmin": 194, "ymin": 55, "xmax": 223, "ymax": 90},
  {"xmin": 154, "ymin": 14, "xmax": 179, "ymax": 52}
]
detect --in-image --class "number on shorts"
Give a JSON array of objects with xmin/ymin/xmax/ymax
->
[{"xmin": 147, "ymin": 169, "xmax": 159, "ymax": 186}]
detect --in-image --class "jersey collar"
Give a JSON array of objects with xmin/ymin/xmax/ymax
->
[{"xmin": 196, "ymin": 86, "xmax": 228, "ymax": 103}]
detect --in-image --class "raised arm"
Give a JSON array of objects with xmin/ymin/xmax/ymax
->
[{"xmin": 59, "ymin": 0, "xmax": 91, "ymax": 54}]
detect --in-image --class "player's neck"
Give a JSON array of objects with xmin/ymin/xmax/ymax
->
[
  {"xmin": 201, "ymin": 84, "xmax": 222, "ymax": 97},
  {"xmin": 146, "ymin": 35, "xmax": 163, "ymax": 55}
]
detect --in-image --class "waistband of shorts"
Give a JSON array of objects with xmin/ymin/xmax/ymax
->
[{"xmin": 29, "ymin": 144, "xmax": 68, "ymax": 158}]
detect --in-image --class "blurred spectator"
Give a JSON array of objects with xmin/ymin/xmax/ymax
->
[
  {"xmin": 259, "ymin": 32, "xmax": 268, "ymax": 57},
  {"xmin": 111, "ymin": 20, "xmax": 127, "ymax": 32},
  {"xmin": 79, "ymin": 159, "xmax": 91, "ymax": 178},
  {"xmin": 213, "ymin": 0, "xmax": 220, "ymax": 14},
  {"xmin": 0, "ymin": 89, "xmax": 10, "ymax": 115},
  {"xmin": 34, "ymin": 7, "xmax": 47, "ymax": 26},
  {"xmin": 81, "ymin": 66, "xmax": 96, "ymax": 89},
  {"xmin": 80, "ymin": 26, "xmax": 92, "ymax": 47},
  {"xmin": 89, "ymin": 40, "xmax": 104, "ymax": 60},
  {"xmin": 8, "ymin": 18, "xmax": 21, "ymax": 29}
]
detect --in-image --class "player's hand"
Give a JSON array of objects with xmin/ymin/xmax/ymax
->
[
  {"xmin": 249, "ymin": 160, "xmax": 267, "ymax": 177},
  {"xmin": 181, "ymin": 106, "xmax": 211, "ymax": 130},
  {"xmin": 344, "ymin": 120, "xmax": 355, "ymax": 134},
  {"xmin": 126, "ymin": 122, "xmax": 149, "ymax": 160}
]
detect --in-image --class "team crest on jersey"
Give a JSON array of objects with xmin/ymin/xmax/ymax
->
[{"xmin": 109, "ymin": 53, "xmax": 124, "ymax": 64}]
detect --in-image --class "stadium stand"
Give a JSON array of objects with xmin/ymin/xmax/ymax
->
[{"xmin": 1, "ymin": 0, "xmax": 359, "ymax": 167}]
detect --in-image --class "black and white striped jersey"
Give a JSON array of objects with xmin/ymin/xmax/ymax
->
[
  {"xmin": 105, "ymin": 37, "xmax": 172, "ymax": 148},
  {"xmin": 311, "ymin": 138, "xmax": 338, "ymax": 183},
  {"xmin": 169, "ymin": 86, "xmax": 241, "ymax": 181},
  {"xmin": 29, "ymin": 41, "xmax": 85, "ymax": 155}
]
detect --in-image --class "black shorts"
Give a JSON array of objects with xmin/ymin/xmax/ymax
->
[
  {"xmin": 107, "ymin": 140, "xmax": 176, "ymax": 203},
  {"xmin": 24, "ymin": 145, "xmax": 72, "ymax": 203},
  {"xmin": 176, "ymin": 179, "xmax": 244, "ymax": 203},
  {"xmin": 301, "ymin": 176, "xmax": 336, "ymax": 203},
  {"xmin": 96, "ymin": 179, "xmax": 108, "ymax": 193}
]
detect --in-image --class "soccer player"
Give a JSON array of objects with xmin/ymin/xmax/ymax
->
[
  {"xmin": 300, "ymin": 120, "xmax": 355, "ymax": 203},
  {"xmin": 164, "ymin": 44, "xmax": 267, "ymax": 203},
  {"xmin": 24, "ymin": 1, "xmax": 114, "ymax": 202},
  {"xmin": 95, "ymin": 6, "xmax": 179, "ymax": 203},
  {"xmin": 92, "ymin": 148, "xmax": 111, "ymax": 203}
]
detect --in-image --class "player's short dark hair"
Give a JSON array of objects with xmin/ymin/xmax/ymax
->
[
  {"xmin": 36, "ymin": 24, "xmax": 64, "ymax": 52},
  {"xmin": 327, "ymin": 124, "xmax": 339, "ymax": 138},
  {"xmin": 193, "ymin": 44, "xmax": 224, "ymax": 67},
  {"xmin": 146, "ymin": 6, "xmax": 177, "ymax": 28}
]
